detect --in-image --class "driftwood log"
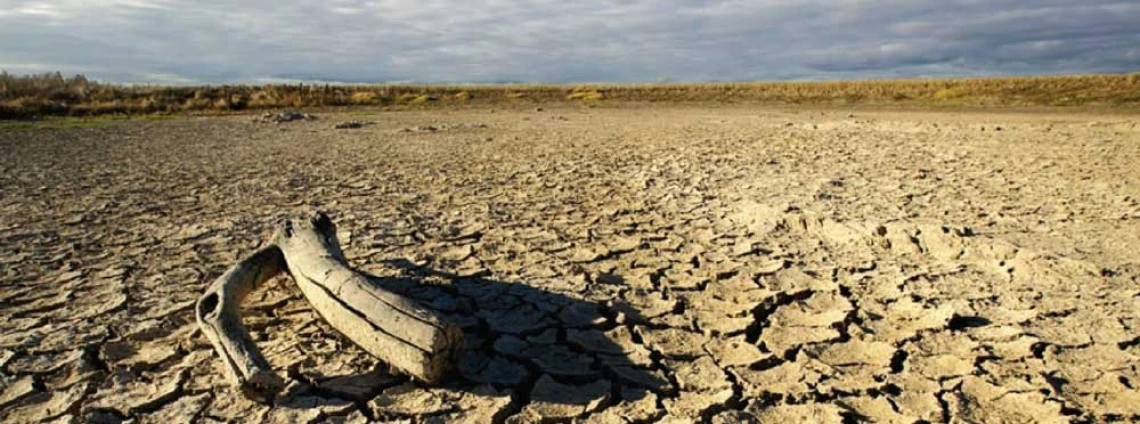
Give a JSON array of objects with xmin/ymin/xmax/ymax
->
[{"xmin": 195, "ymin": 212, "xmax": 463, "ymax": 402}]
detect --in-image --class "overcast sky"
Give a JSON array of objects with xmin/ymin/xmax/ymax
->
[{"xmin": 1, "ymin": 0, "xmax": 1138, "ymax": 84}]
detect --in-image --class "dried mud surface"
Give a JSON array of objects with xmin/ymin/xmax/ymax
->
[{"xmin": 2, "ymin": 106, "xmax": 1139, "ymax": 423}]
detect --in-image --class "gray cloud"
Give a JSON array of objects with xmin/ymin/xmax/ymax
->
[{"xmin": 1, "ymin": 0, "xmax": 1137, "ymax": 83}]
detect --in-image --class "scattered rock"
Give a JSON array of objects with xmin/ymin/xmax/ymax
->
[
  {"xmin": 334, "ymin": 121, "xmax": 370, "ymax": 129},
  {"xmin": 254, "ymin": 110, "xmax": 317, "ymax": 123}
]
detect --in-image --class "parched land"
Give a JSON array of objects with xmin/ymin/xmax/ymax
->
[{"xmin": 1, "ymin": 105, "xmax": 1139, "ymax": 423}]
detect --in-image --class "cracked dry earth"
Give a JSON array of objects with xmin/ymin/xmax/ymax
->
[{"xmin": 2, "ymin": 105, "xmax": 1140, "ymax": 423}]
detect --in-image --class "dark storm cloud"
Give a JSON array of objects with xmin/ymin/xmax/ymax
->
[{"xmin": 1, "ymin": 0, "xmax": 1137, "ymax": 83}]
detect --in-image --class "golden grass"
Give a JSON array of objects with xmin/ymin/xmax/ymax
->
[{"xmin": 3, "ymin": 71, "xmax": 1139, "ymax": 119}]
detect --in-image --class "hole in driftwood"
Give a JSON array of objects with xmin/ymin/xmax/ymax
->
[
  {"xmin": 313, "ymin": 212, "xmax": 334, "ymax": 232},
  {"xmin": 198, "ymin": 293, "xmax": 219, "ymax": 317}
]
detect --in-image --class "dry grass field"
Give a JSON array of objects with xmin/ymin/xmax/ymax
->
[
  {"xmin": 3, "ymin": 72, "xmax": 1140, "ymax": 119},
  {"xmin": 1, "ymin": 104, "xmax": 1140, "ymax": 423}
]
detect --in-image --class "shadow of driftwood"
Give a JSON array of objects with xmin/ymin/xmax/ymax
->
[
  {"xmin": 391, "ymin": 260, "xmax": 665, "ymax": 383},
  {"xmin": 273, "ymin": 258, "xmax": 669, "ymax": 419}
]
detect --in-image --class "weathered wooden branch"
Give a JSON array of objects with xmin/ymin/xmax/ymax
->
[
  {"xmin": 272, "ymin": 213, "xmax": 465, "ymax": 383},
  {"xmin": 195, "ymin": 246, "xmax": 287, "ymax": 403},
  {"xmin": 196, "ymin": 212, "xmax": 464, "ymax": 402}
]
